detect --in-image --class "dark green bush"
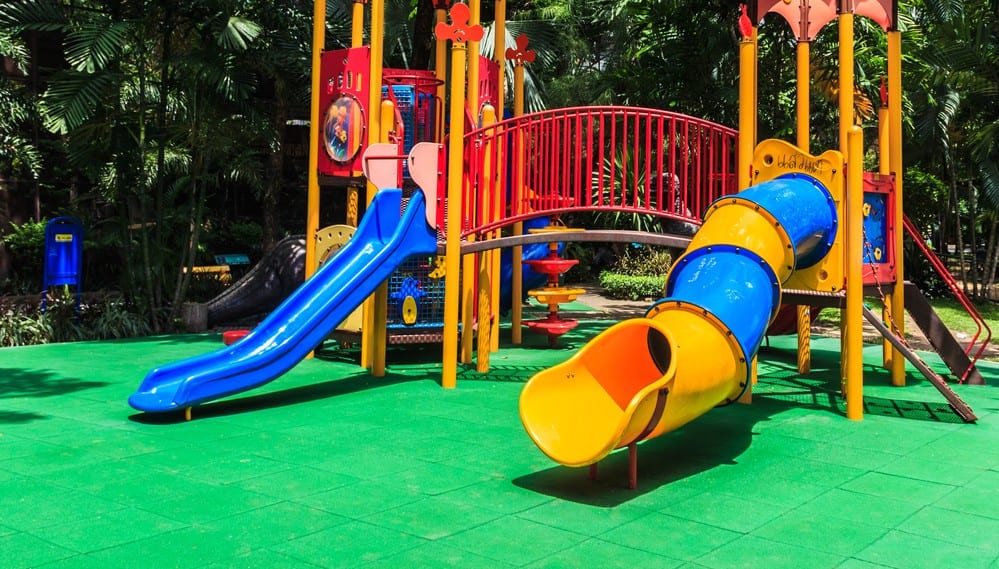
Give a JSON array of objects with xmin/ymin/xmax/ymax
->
[
  {"xmin": 599, "ymin": 272, "xmax": 666, "ymax": 300},
  {"xmin": 613, "ymin": 245, "xmax": 673, "ymax": 276},
  {"xmin": 0, "ymin": 291, "xmax": 152, "ymax": 346},
  {"xmin": 1, "ymin": 219, "xmax": 47, "ymax": 288}
]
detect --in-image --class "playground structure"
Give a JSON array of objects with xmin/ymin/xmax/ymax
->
[{"xmin": 130, "ymin": 0, "xmax": 991, "ymax": 492}]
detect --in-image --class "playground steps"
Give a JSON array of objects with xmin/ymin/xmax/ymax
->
[
  {"xmin": 904, "ymin": 282, "xmax": 986, "ymax": 386},
  {"xmin": 862, "ymin": 305, "xmax": 977, "ymax": 423},
  {"xmin": 781, "ymin": 288, "xmax": 977, "ymax": 423}
]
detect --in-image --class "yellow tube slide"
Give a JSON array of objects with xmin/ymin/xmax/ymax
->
[
  {"xmin": 519, "ymin": 170, "xmax": 838, "ymax": 469},
  {"xmin": 518, "ymin": 302, "xmax": 748, "ymax": 467}
]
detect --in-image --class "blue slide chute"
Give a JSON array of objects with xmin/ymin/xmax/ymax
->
[{"xmin": 129, "ymin": 189, "xmax": 438, "ymax": 413}]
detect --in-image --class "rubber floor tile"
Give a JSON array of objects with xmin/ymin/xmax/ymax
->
[
  {"xmin": 360, "ymin": 495, "xmax": 503, "ymax": 540},
  {"xmin": 371, "ymin": 460, "xmax": 497, "ymax": 496},
  {"xmin": 85, "ymin": 525, "xmax": 249, "ymax": 568},
  {"xmin": 138, "ymin": 484, "xmax": 282, "ymax": 524},
  {"xmin": 270, "ymin": 519, "xmax": 425, "ymax": 567},
  {"xmin": 800, "ymin": 442, "xmax": 898, "ymax": 471},
  {"xmin": 361, "ymin": 540, "xmax": 518, "ymax": 569},
  {"xmin": 291, "ymin": 478, "xmax": 425, "ymax": 519},
  {"xmin": 4, "ymin": 487, "xmax": 124, "ymax": 532},
  {"xmin": 598, "ymin": 512, "xmax": 741, "ymax": 561},
  {"xmin": 838, "ymin": 471, "xmax": 955, "ymax": 505},
  {"xmin": 525, "ymin": 537, "xmax": 685, "ymax": 569},
  {"xmin": 204, "ymin": 500, "xmax": 350, "ymax": 547},
  {"xmin": 855, "ymin": 530, "xmax": 996, "ymax": 569},
  {"xmin": 26, "ymin": 507, "xmax": 188, "ymax": 554},
  {"xmin": 516, "ymin": 496, "xmax": 655, "ymax": 536},
  {"xmin": 0, "ymin": 532, "xmax": 77, "ymax": 568},
  {"xmin": 202, "ymin": 548, "xmax": 329, "ymax": 569},
  {"xmin": 750, "ymin": 508, "xmax": 888, "ymax": 557},
  {"xmin": 438, "ymin": 516, "xmax": 587, "ymax": 566},
  {"xmin": 874, "ymin": 455, "xmax": 984, "ymax": 486},
  {"xmin": 695, "ymin": 535, "xmax": 845, "ymax": 569},
  {"xmin": 794, "ymin": 489, "xmax": 924, "ymax": 529},
  {"xmin": 668, "ymin": 491, "xmax": 787, "ymax": 533},
  {"xmin": 232, "ymin": 465, "xmax": 360, "ymax": 499},
  {"xmin": 895, "ymin": 506, "xmax": 999, "ymax": 551}
]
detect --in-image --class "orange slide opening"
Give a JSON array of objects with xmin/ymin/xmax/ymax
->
[{"xmin": 518, "ymin": 319, "xmax": 678, "ymax": 467}]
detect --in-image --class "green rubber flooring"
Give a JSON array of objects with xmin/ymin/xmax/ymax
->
[{"xmin": 2, "ymin": 319, "xmax": 999, "ymax": 568}]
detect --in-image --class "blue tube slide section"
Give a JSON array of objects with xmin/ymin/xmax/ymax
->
[
  {"xmin": 658, "ymin": 173, "xmax": 839, "ymax": 375},
  {"xmin": 129, "ymin": 189, "xmax": 438, "ymax": 413}
]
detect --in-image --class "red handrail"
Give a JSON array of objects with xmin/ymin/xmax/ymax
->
[
  {"xmin": 903, "ymin": 214, "xmax": 992, "ymax": 380},
  {"xmin": 456, "ymin": 106, "xmax": 738, "ymax": 239}
]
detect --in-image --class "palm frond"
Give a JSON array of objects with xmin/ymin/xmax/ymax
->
[
  {"xmin": 40, "ymin": 70, "xmax": 119, "ymax": 134},
  {"xmin": 65, "ymin": 22, "xmax": 130, "ymax": 73},
  {"xmin": 0, "ymin": 133, "xmax": 42, "ymax": 179},
  {"xmin": 0, "ymin": 0, "xmax": 67, "ymax": 32},
  {"xmin": 218, "ymin": 16, "xmax": 262, "ymax": 51}
]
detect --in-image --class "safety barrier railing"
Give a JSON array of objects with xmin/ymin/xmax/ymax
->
[
  {"xmin": 903, "ymin": 214, "xmax": 992, "ymax": 378},
  {"xmin": 451, "ymin": 106, "xmax": 738, "ymax": 238}
]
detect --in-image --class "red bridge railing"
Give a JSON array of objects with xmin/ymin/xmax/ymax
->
[{"xmin": 443, "ymin": 106, "xmax": 738, "ymax": 238}]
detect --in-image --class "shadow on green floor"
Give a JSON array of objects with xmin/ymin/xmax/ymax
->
[
  {"xmin": 513, "ymin": 402, "xmax": 772, "ymax": 507},
  {"xmin": 0, "ymin": 366, "xmax": 108, "ymax": 400},
  {"xmin": 127, "ymin": 369, "xmax": 414, "ymax": 424},
  {"xmin": 757, "ymin": 345, "xmax": 969, "ymax": 424},
  {"xmin": 0, "ymin": 409, "xmax": 47, "ymax": 424}
]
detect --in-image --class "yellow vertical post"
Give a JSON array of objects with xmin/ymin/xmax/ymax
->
[
  {"xmin": 351, "ymin": 0, "xmax": 364, "ymax": 47},
  {"xmin": 888, "ymin": 29, "xmax": 906, "ymax": 386},
  {"xmin": 439, "ymin": 7, "xmax": 477, "ymax": 389},
  {"xmin": 838, "ymin": 9, "xmax": 855, "ymax": 381},
  {"xmin": 510, "ymin": 58, "xmax": 525, "ymax": 344},
  {"xmin": 461, "ymin": 0, "xmax": 482, "ymax": 365},
  {"xmin": 737, "ymin": 12, "xmax": 756, "ymax": 191},
  {"xmin": 878, "ymin": 92, "xmax": 892, "ymax": 367},
  {"xmin": 796, "ymin": 39, "xmax": 812, "ymax": 375},
  {"xmin": 304, "ymin": 0, "xmax": 326, "ymax": 362},
  {"xmin": 838, "ymin": 13, "xmax": 854, "ymax": 157},
  {"xmin": 490, "ymin": 0, "xmax": 506, "ymax": 353},
  {"xmin": 846, "ymin": 125, "xmax": 865, "ymax": 420},
  {"xmin": 361, "ymin": 0, "xmax": 386, "ymax": 372},
  {"xmin": 477, "ymin": 104, "xmax": 497, "ymax": 372},
  {"xmin": 305, "ymin": 0, "xmax": 326, "ymax": 281},
  {"xmin": 434, "ymin": 1, "xmax": 447, "ymax": 141},
  {"xmin": 346, "ymin": 0, "xmax": 366, "ymax": 226}
]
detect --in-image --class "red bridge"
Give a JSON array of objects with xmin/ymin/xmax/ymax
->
[{"xmin": 437, "ymin": 106, "xmax": 738, "ymax": 242}]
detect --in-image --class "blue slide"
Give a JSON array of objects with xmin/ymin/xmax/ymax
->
[{"xmin": 129, "ymin": 189, "xmax": 438, "ymax": 413}]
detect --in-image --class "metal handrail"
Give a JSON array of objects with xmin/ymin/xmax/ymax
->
[{"xmin": 903, "ymin": 214, "xmax": 992, "ymax": 380}]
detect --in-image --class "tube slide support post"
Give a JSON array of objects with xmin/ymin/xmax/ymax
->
[
  {"xmin": 737, "ymin": 25, "xmax": 757, "ymax": 191},
  {"xmin": 838, "ymin": 11, "xmax": 855, "ymax": 381},
  {"xmin": 796, "ymin": 40, "xmax": 812, "ymax": 375},
  {"xmin": 888, "ymin": 30, "xmax": 906, "ymax": 386},
  {"xmin": 845, "ymin": 126, "xmax": 865, "ymax": 420}
]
